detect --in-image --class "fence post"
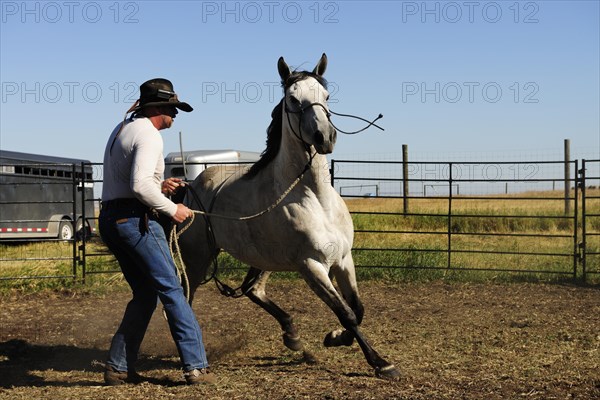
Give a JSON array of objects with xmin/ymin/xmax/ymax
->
[
  {"xmin": 447, "ymin": 162, "xmax": 453, "ymax": 270},
  {"xmin": 402, "ymin": 144, "xmax": 409, "ymax": 213},
  {"xmin": 80, "ymin": 161, "xmax": 87, "ymax": 284},
  {"xmin": 580, "ymin": 160, "xmax": 586, "ymax": 280},
  {"xmin": 71, "ymin": 163, "xmax": 77, "ymax": 282},
  {"xmin": 572, "ymin": 159, "xmax": 579, "ymax": 279},
  {"xmin": 330, "ymin": 159, "xmax": 335, "ymax": 188},
  {"xmin": 564, "ymin": 139, "xmax": 571, "ymax": 215}
]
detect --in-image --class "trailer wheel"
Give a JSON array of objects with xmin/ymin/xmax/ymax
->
[{"xmin": 58, "ymin": 220, "xmax": 74, "ymax": 241}]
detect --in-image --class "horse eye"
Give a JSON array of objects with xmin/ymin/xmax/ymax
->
[
  {"xmin": 326, "ymin": 95, "xmax": 330, "ymax": 101},
  {"xmin": 289, "ymin": 95, "xmax": 300, "ymax": 105}
]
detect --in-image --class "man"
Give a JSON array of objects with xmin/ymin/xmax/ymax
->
[{"xmin": 99, "ymin": 78, "xmax": 214, "ymax": 385}]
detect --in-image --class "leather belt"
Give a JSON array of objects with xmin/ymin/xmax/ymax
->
[{"xmin": 102, "ymin": 198, "xmax": 148, "ymax": 210}]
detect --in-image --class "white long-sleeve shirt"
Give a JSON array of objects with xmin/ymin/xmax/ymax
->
[{"xmin": 102, "ymin": 117, "xmax": 177, "ymax": 217}]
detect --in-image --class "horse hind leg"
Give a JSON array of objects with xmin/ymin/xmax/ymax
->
[{"xmin": 242, "ymin": 268, "xmax": 308, "ymax": 356}]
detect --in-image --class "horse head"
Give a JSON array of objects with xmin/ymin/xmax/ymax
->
[{"xmin": 278, "ymin": 53, "xmax": 337, "ymax": 154}]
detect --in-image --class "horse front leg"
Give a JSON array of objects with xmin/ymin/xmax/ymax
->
[
  {"xmin": 299, "ymin": 259, "xmax": 400, "ymax": 380},
  {"xmin": 324, "ymin": 255, "xmax": 363, "ymax": 347},
  {"xmin": 242, "ymin": 268, "xmax": 312, "ymax": 360}
]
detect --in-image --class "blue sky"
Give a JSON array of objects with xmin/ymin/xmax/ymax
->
[{"xmin": 1, "ymin": 0, "xmax": 599, "ymax": 164}]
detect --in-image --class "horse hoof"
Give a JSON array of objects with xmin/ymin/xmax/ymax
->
[
  {"xmin": 375, "ymin": 364, "xmax": 401, "ymax": 381},
  {"xmin": 283, "ymin": 333, "xmax": 303, "ymax": 351},
  {"xmin": 302, "ymin": 350, "xmax": 318, "ymax": 364},
  {"xmin": 323, "ymin": 329, "xmax": 354, "ymax": 347}
]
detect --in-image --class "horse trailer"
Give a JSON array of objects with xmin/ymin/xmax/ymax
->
[
  {"xmin": 164, "ymin": 149, "xmax": 261, "ymax": 181},
  {"xmin": 0, "ymin": 150, "xmax": 96, "ymax": 241}
]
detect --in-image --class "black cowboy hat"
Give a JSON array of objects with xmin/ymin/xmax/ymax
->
[{"xmin": 132, "ymin": 78, "xmax": 193, "ymax": 112}]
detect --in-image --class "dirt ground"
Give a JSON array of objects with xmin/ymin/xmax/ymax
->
[{"xmin": 0, "ymin": 280, "xmax": 598, "ymax": 400}]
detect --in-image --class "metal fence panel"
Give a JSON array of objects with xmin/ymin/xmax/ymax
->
[
  {"xmin": 331, "ymin": 159, "xmax": 594, "ymax": 279},
  {"xmin": 1, "ymin": 159, "xmax": 599, "ymax": 283},
  {"xmin": 581, "ymin": 159, "xmax": 600, "ymax": 279}
]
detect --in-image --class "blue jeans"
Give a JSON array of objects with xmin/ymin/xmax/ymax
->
[{"xmin": 99, "ymin": 206, "xmax": 208, "ymax": 372}]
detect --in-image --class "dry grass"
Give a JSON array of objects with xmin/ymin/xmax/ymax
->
[
  {"xmin": 346, "ymin": 189, "xmax": 599, "ymax": 214},
  {"xmin": 345, "ymin": 190, "xmax": 599, "ymax": 278},
  {"xmin": 1, "ymin": 189, "xmax": 598, "ymax": 288}
]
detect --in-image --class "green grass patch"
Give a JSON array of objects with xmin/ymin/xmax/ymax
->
[{"xmin": 2, "ymin": 189, "xmax": 599, "ymax": 292}]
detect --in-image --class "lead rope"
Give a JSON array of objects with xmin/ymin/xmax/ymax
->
[
  {"xmin": 168, "ymin": 214, "xmax": 193, "ymax": 301},
  {"xmin": 328, "ymin": 109, "xmax": 384, "ymax": 134},
  {"xmin": 193, "ymin": 156, "xmax": 311, "ymax": 221}
]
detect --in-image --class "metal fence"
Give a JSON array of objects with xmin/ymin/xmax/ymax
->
[
  {"xmin": 580, "ymin": 159, "xmax": 600, "ymax": 278},
  {"xmin": 1, "ymin": 159, "xmax": 599, "ymax": 283},
  {"xmin": 330, "ymin": 159, "xmax": 600, "ymax": 279},
  {"xmin": 0, "ymin": 161, "xmax": 93, "ymax": 282}
]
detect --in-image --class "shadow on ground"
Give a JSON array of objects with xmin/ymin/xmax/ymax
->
[{"xmin": 0, "ymin": 339, "xmax": 181, "ymax": 388}]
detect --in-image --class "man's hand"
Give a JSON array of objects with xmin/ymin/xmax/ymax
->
[
  {"xmin": 172, "ymin": 203, "xmax": 194, "ymax": 223},
  {"xmin": 162, "ymin": 177, "xmax": 185, "ymax": 196}
]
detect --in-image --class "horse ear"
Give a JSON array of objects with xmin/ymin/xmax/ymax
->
[
  {"xmin": 278, "ymin": 57, "xmax": 291, "ymax": 81},
  {"xmin": 312, "ymin": 53, "xmax": 328, "ymax": 76}
]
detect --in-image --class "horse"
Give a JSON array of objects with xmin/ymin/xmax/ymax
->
[{"xmin": 177, "ymin": 54, "xmax": 400, "ymax": 380}]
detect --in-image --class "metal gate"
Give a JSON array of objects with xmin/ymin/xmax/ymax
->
[{"xmin": 580, "ymin": 159, "xmax": 600, "ymax": 279}]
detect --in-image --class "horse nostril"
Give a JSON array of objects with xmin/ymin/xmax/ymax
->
[{"xmin": 315, "ymin": 131, "xmax": 325, "ymax": 145}]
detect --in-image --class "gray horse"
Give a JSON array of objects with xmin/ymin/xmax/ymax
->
[{"xmin": 177, "ymin": 54, "xmax": 400, "ymax": 380}]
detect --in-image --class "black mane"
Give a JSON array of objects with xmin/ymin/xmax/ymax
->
[
  {"xmin": 244, "ymin": 99, "xmax": 284, "ymax": 179},
  {"xmin": 244, "ymin": 71, "xmax": 328, "ymax": 179}
]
